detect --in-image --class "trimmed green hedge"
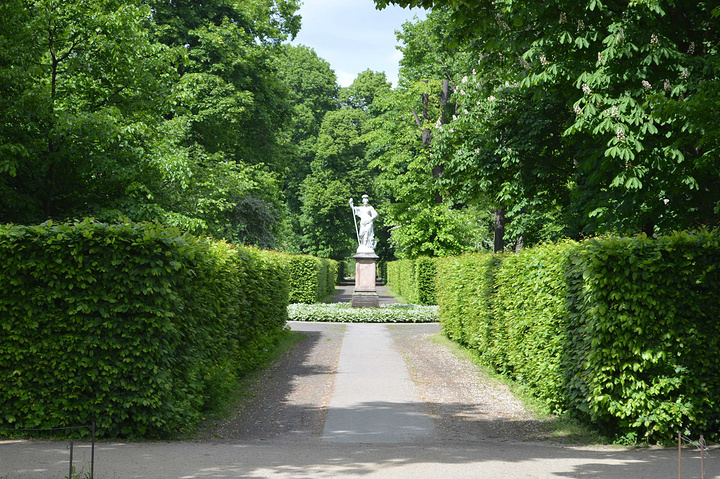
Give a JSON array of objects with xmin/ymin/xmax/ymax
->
[
  {"xmin": 565, "ymin": 232, "xmax": 720, "ymax": 442},
  {"xmin": 386, "ymin": 257, "xmax": 437, "ymax": 305},
  {"xmin": 435, "ymin": 253, "xmax": 500, "ymax": 356},
  {"xmin": 288, "ymin": 303, "xmax": 438, "ymax": 323},
  {"xmin": 286, "ymin": 256, "xmax": 338, "ymax": 304},
  {"xmin": 0, "ymin": 220, "xmax": 290, "ymax": 438},
  {"xmin": 436, "ymin": 232, "xmax": 720, "ymax": 443}
]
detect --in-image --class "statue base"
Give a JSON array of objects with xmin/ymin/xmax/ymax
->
[{"xmin": 352, "ymin": 252, "xmax": 379, "ymax": 308}]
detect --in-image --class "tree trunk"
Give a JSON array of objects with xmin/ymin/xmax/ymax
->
[
  {"xmin": 641, "ymin": 220, "xmax": 655, "ymax": 238},
  {"xmin": 494, "ymin": 207, "xmax": 505, "ymax": 253}
]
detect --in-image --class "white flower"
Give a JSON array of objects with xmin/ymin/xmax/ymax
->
[
  {"xmin": 452, "ymin": 115, "xmax": 457, "ymax": 121},
  {"xmin": 582, "ymin": 83, "xmax": 591, "ymax": 95},
  {"xmin": 475, "ymin": 148, "xmax": 480, "ymax": 154},
  {"xmin": 577, "ymin": 20, "xmax": 585, "ymax": 32},
  {"xmin": 598, "ymin": 52, "xmax": 604, "ymax": 64},
  {"xmin": 559, "ymin": 12, "xmax": 567, "ymax": 24},
  {"xmin": 462, "ymin": 75, "xmax": 468, "ymax": 84},
  {"xmin": 664, "ymin": 79, "xmax": 671, "ymax": 91},
  {"xmin": 540, "ymin": 54, "xmax": 549, "ymax": 66},
  {"xmin": 463, "ymin": 109, "xmax": 469, "ymax": 115},
  {"xmin": 611, "ymin": 105, "xmax": 618, "ymax": 117},
  {"xmin": 650, "ymin": 33, "xmax": 659, "ymax": 45},
  {"xmin": 642, "ymin": 80, "xmax": 652, "ymax": 90},
  {"xmin": 681, "ymin": 68, "xmax": 689, "ymax": 79},
  {"xmin": 573, "ymin": 105, "xmax": 582, "ymax": 115},
  {"xmin": 488, "ymin": 95, "xmax": 496, "ymax": 102},
  {"xmin": 616, "ymin": 126, "xmax": 626, "ymax": 142},
  {"xmin": 688, "ymin": 42, "xmax": 695, "ymax": 55}
]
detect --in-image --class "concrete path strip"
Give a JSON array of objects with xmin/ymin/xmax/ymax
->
[{"xmin": 322, "ymin": 323, "xmax": 434, "ymax": 443}]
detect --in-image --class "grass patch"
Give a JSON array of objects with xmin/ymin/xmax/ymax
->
[
  {"xmin": 429, "ymin": 332, "xmax": 608, "ymax": 446},
  {"xmin": 192, "ymin": 329, "xmax": 305, "ymax": 439}
]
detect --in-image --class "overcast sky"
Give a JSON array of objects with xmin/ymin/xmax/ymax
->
[{"xmin": 290, "ymin": 0, "xmax": 427, "ymax": 87}]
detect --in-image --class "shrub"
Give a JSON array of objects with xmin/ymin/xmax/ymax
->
[
  {"xmin": 563, "ymin": 232, "xmax": 720, "ymax": 442},
  {"xmin": 493, "ymin": 241, "xmax": 576, "ymax": 413},
  {"xmin": 287, "ymin": 255, "xmax": 338, "ymax": 304},
  {"xmin": 415, "ymin": 257, "xmax": 437, "ymax": 305},
  {"xmin": 0, "ymin": 220, "xmax": 290, "ymax": 438},
  {"xmin": 435, "ymin": 253, "xmax": 499, "ymax": 348},
  {"xmin": 436, "ymin": 231, "xmax": 720, "ymax": 442},
  {"xmin": 386, "ymin": 257, "xmax": 437, "ymax": 305}
]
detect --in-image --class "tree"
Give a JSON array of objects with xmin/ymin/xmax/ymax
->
[
  {"xmin": 0, "ymin": 0, "xmax": 179, "ymax": 224},
  {"xmin": 276, "ymin": 44, "xmax": 339, "ymax": 216},
  {"xmin": 375, "ymin": 0, "xmax": 720, "ymax": 236},
  {"xmin": 340, "ymin": 69, "xmax": 392, "ymax": 111},
  {"xmin": 148, "ymin": 0, "xmax": 301, "ymax": 167}
]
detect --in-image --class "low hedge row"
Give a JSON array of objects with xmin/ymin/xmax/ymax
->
[
  {"xmin": 288, "ymin": 303, "xmax": 439, "ymax": 323},
  {"xmin": 0, "ymin": 220, "xmax": 291, "ymax": 438},
  {"xmin": 436, "ymin": 231, "xmax": 720, "ymax": 443},
  {"xmin": 287, "ymin": 256, "xmax": 339, "ymax": 304},
  {"xmin": 386, "ymin": 257, "xmax": 436, "ymax": 305}
]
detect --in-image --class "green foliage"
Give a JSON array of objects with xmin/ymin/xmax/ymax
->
[
  {"xmin": 275, "ymin": 44, "xmax": 339, "ymax": 223},
  {"xmin": 0, "ymin": 220, "xmax": 290, "ymax": 438},
  {"xmin": 564, "ymin": 232, "xmax": 720, "ymax": 442},
  {"xmin": 288, "ymin": 303, "xmax": 438, "ymax": 323},
  {"xmin": 286, "ymin": 255, "xmax": 338, "ymax": 304},
  {"xmin": 435, "ymin": 253, "xmax": 499, "ymax": 348},
  {"xmin": 415, "ymin": 257, "xmax": 437, "ymax": 305},
  {"xmin": 0, "ymin": 0, "xmax": 301, "ymax": 250},
  {"xmin": 298, "ymin": 105, "xmax": 377, "ymax": 259},
  {"xmin": 493, "ymin": 242, "xmax": 576, "ymax": 413},
  {"xmin": 0, "ymin": 0, "xmax": 180, "ymax": 223},
  {"xmin": 386, "ymin": 257, "xmax": 437, "ymax": 305},
  {"xmin": 435, "ymin": 232, "xmax": 720, "ymax": 442},
  {"xmin": 374, "ymin": 0, "xmax": 719, "ymax": 240}
]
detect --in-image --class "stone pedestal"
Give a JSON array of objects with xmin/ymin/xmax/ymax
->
[{"xmin": 352, "ymin": 253, "xmax": 379, "ymax": 308}]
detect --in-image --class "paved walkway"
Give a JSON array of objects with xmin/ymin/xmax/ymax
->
[{"xmin": 322, "ymin": 323, "xmax": 433, "ymax": 443}]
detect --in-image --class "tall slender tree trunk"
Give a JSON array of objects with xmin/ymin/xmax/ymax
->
[{"xmin": 412, "ymin": 79, "xmax": 452, "ymax": 204}]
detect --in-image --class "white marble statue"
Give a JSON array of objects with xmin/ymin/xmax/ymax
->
[{"xmin": 350, "ymin": 195, "xmax": 378, "ymax": 254}]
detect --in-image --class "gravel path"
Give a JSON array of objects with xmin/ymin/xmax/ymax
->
[
  {"xmin": 198, "ymin": 319, "xmax": 555, "ymax": 445},
  {"xmin": 199, "ymin": 322, "xmax": 346, "ymax": 442},
  {"xmin": 388, "ymin": 324, "xmax": 552, "ymax": 444}
]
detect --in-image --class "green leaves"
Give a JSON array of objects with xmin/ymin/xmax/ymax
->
[
  {"xmin": 435, "ymin": 231, "xmax": 720, "ymax": 442},
  {"xmin": 386, "ymin": 257, "xmax": 437, "ymax": 305},
  {"xmin": 286, "ymin": 256, "xmax": 338, "ymax": 304},
  {"xmin": 0, "ymin": 221, "xmax": 292, "ymax": 438}
]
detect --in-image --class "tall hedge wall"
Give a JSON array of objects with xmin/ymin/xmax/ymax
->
[
  {"xmin": 0, "ymin": 221, "xmax": 290, "ymax": 438},
  {"xmin": 386, "ymin": 257, "xmax": 437, "ymax": 305},
  {"xmin": 436, "ymin": 232, "xmax": 720, "ymax": 442},
  {"xmin": 287, "ymin": 255, "xmax": 338, "ymax": 304}
]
